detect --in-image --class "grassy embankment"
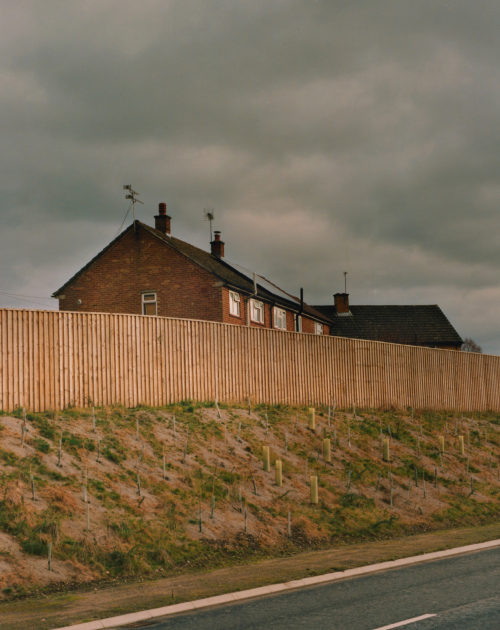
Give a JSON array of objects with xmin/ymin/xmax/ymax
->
[{"xmin": 0, "ymin": 402, "xmax": 499, "ymax": 601}]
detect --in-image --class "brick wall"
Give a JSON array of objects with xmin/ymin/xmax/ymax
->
[
  {"xmin": 221, "ymin": 287, "xmax": 325, "ymax": 334},
  {"xmin": 58, "ymin": 225, "xmax": 223, "ymax": 321}
]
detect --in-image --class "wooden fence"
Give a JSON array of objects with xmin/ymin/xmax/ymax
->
[{"xmin": 0, "ymin": 308, "xmax": 499, "ymax": 412}]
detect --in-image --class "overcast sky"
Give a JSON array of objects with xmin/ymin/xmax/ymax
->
[{"xmin": 1, "ymin": 1, "xmax": 499, "ymax": 351}]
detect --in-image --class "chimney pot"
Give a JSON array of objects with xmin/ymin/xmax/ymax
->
[
  {"xmin": 211, "ymin": 231, "xmax": 225, "ymax": 257},
  {"xmin": 155, "ymin": 202, "xmax": 171, "ymax": 235}
]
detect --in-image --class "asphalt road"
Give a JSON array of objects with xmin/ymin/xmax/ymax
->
[{"xmin": 118, "ymin": 547, "xmax": 500, "ymax": 630}]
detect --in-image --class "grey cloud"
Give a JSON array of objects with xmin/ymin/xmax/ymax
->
[{"xmin": 1, "ymin": 1, "xmax": 500, "ymax": 351}]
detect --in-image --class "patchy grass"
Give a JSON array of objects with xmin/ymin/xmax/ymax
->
[{"xmin": 0, "ymin": 403, "xmax": 499, "ymax": 602}]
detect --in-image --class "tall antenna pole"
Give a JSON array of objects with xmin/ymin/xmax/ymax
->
[
  {"xmin": 123, "ymin": 185, "xmax": 144, "ymax": 223},
  {"xmin": 344, "ymin": 271, "xmax": 348, "ymax": 293}
]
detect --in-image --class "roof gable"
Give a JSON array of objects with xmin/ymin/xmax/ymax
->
[{"xmin": 53, "ymin": 221, "xmax": 330, "ymax": 323}]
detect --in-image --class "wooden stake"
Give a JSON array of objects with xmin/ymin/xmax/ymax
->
[
  {"xmin": 243, "ymin": 506, "xmax": 248, "ymax": 534},
  {"xmin": 96, "ymin": 437, "xmax": 101, "ymax": 463},
  {"xmin": 86, "ymin": 502, "xmax": 90, "ymax": 530},
  {"xmin": 57, "ymin": 432, "xmax": 63, "ymax": 467},
  {"xmin": 275, "ymin": 459, "xmax": 283, "ymax": 487},
  {"xmin": 92, "ymin": 406, "xmax": 96, "ymax": 432},
  {"xmin": 136, "ymin": 416, "xmax": 139, "ymax": 441},
  {"xmin": 287, "ymin": 509, "xmax": 291, "ymax": 537},
  {"xmin": 30, "ymin": 472, "xmax": 36, "ymax": 501},
  {"xmin": 48, "ymin": 541, "xmax": 52, "ymax": 572},
  {"xmin": 248, "ymin": 397, "xmax": 251, "ymax": 416},
  {"xmin": 210, "ymin": 494, "xmax": 215, "ymax": 518}
]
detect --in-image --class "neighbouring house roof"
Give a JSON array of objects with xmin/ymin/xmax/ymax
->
[
  {"xmin": 53, "ymin": 220, "xmax": 331, "ymax": 324},
  {"xmin": 313, "ymin": 304, "xmax": 463, "ymax": 347}
]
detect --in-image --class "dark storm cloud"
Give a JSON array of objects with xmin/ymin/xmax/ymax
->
[{"xmin": 1, "ymin": 1, "xmax": 500, "ymax": 350}]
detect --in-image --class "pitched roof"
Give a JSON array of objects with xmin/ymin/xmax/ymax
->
[
  {"xmin": 313, "ymin": 304, "xmax": 463, "ymax": 346},
  {"xmin": 53, "ymin": 221, "xmax": 330, "ymax": 324}
]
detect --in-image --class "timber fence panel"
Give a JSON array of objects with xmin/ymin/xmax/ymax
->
[{"xmin": 2, "ymin": 307, "xmax": 500, "ymax": 413}]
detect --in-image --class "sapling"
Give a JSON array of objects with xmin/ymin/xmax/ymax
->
[
  {"xmin": 414, "ymin": 465, "xmax": 418, "ymax": 487},
  {"xmin": 310, "ymin": 475, "xmax": 318, "ymax": 504},
  {"xmin": 244, "ymin": 506, "xmax": 248, "ymax": 534},
  {"xmin": 21, "ymin": 422, "xmax": 26, "ymax": 448},
  {"xmin": 287, "ymin": 509, "xmax": 292, "ymax": 538},
  {"xmin": 262, "ymin": 446, "xmax": 271, "ymax": 472},
  {"xmin": 198, "ymin": 501, "xmax": 202, "ymax": 533},
  {"xmin": 96, "ymin": 437, "xmax": 101, "ymax": 463},
  {"xmin": 210, "ymin": 494, "xmax": 215, "ymax": 519},
  {"xmin": 459, "ymin": 435, "xmax": 465, "ymax": 456},
  {"xmin": 322, "ymin": 438, "xmax": 331, "ymax": 463},
  {"xmin": 215, "ymin": 398, "xmax": 221, "ymax": 419},
  {"xmin": 136, "ymin": 470, "xmax": 141, "ymax": 496},
  {"xmin": 86, "ymin": 502, "xmax": 90, "ymax": 531},
  {"xmin": 383, "ymin": 437, "xmax": 390, "ymax": 462},
  {"xmin": 48, "ymin": 541, "xmax": 52, "ymax": 572},
  {"xmin": 308, "ymin": 408, "xmax": 315, "ymax": 431}
]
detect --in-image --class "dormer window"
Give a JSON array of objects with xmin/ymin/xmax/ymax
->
[{"xmin": 142, "ymin": 292, "xmax": 157, "ymax": 316}]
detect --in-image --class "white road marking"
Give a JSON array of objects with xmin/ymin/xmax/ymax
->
[{"xmin": 372, "ymin": 613, "xmax": 437, "ymax": 629}]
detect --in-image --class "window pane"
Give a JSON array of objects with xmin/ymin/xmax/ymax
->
[{"xmin": 144, "ymin": 302, "xmax": 157, "ymax": 316}]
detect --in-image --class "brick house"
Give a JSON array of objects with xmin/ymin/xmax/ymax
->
[
  {"xmin": 314, "ymin": 293, "xmax": 463, "ymax": 350},
  {"xmin": 53, "ymin": 203, "xmax": 331, "ymax": 334}
]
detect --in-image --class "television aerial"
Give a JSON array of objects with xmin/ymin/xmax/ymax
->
[
  {"xmin": 123, "ymin": 184, "xmax": 144, "ymax": 222},
  {"xmin": 204, "ymin": 208, "xmax": 215, "ymax": 242}
]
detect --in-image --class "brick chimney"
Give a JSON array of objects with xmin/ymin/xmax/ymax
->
[
  {"xmin": 210, "ymin": 231, "xmax": 225, "ymax": 258},
  {"xmin": 155, "ymin": 202, "xmax": 171, "ymax": 235},
  {"xmin": 334, "ymin": 292, "xmax": 350, "ymax": 314}
]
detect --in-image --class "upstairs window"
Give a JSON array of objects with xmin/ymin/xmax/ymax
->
[
  {"xmin": 273, "ymin": 307, "xmax": 287, "ymax": 330},
  {"xmin": 229, "ymin": 291, "xmax": 241, "ymax": 317},
  {"xmin": 314, "ymin": 321, "xmax": 323, "ymax": 335},
  {"xmin": 250, "ymin": 299, "xmax": 264, "ymax": 324},
  {"xmin": 142, "ymin": 292, "xmax": 157, "ymax": 316}
]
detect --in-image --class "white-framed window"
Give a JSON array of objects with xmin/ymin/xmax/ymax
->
[
  {"xmin": 314, "ymin": 321, "xmax": 323, "ymax": 335},
  {"xmin": 142, "ymin": 292, "xmax": 157, "ymax": 316},
  {"xmin": 229, "ymin": 290, "xmax": 241, "ymax": 317},
  {"xmin": 250, "ymin": 299, "xmax": 264, "ymax": 324},
  {"xmin": 273, "ymin": 307, "xmax": 287, "ymax": 330},
  {"xmin": 294, "ymin": 314, "xmax": 302, "ymax": 332}
]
